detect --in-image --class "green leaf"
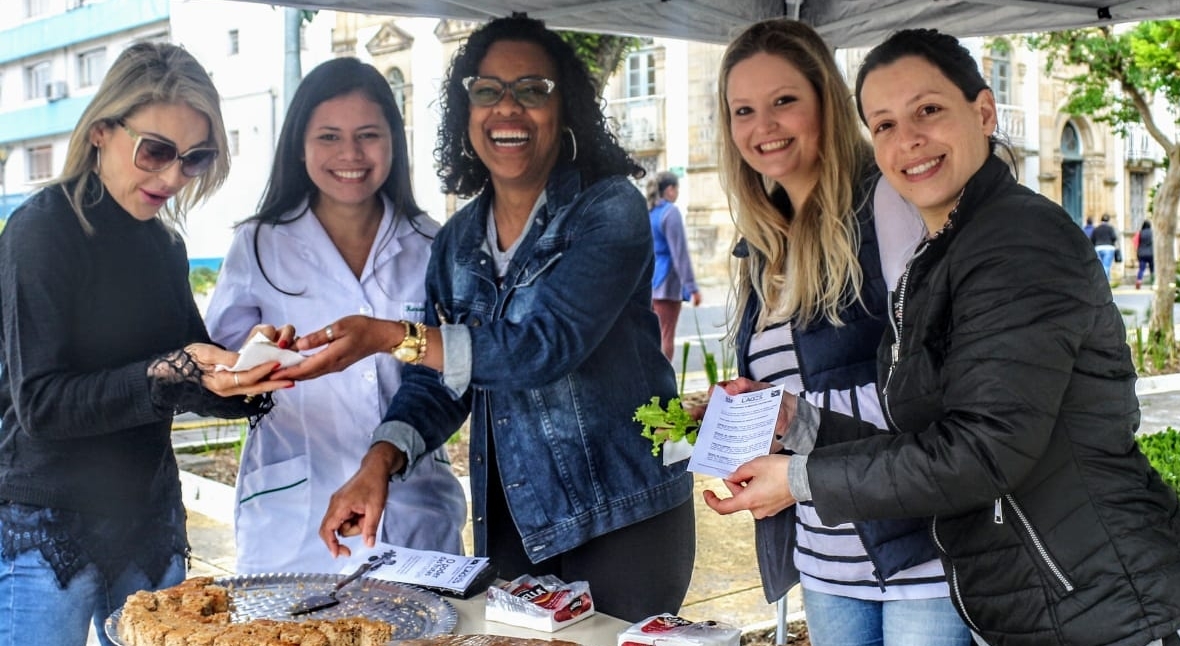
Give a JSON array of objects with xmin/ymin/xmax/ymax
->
[
  {"xmin": 633, "ymin": 396, "xmax": 701, "ymax": 457},
  {"xmin": 1136, "ymin": 426, "xmax": 1180, "ymax": 496}
]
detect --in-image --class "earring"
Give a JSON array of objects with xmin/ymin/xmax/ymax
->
[
  {"xmin": 461, "ymin": 135, "xmax": 477, "ymax": 161},
  {"xmin": 94, "ymin": 147, "xmax": 102, "ymax": 173},
  {"xmin": 563, "ymin": 127, "xmax": 578, "ymax": 162}
]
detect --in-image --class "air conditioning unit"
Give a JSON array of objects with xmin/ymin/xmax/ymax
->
[{"xmin": 46, "ymin": 80, "xmax": 68, "ymax": 102}]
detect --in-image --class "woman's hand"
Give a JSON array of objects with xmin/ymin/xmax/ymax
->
[
  {"xmin": 714, "ymin": 377, "xmax": 796, "ymax": 453},
  {"xmin": 319, "ymin": 442, "xmax": 406, "ymax": 558},
  {"xmin": 246, "ymin": 323, "xmax": 297, "ymax": 349},
  {"xmin": 183, "ymin": 343, "xmax": 293, "ymax": 397},
  {"xmin": 703, "ymin": 454, "xmax": 797, "ymax": 519},
  {"xmin": 275, "ymin": 315, "xmax": 399, "ymax": 381}
]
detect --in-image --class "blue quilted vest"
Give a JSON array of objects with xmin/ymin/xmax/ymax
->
[{"xmin": 733, "ymin": 176, "xmax": 940, "ymax": 603}]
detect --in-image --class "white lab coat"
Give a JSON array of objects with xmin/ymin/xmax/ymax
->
[{"xmin": 204, "ymin": 197, "xmax": 466, "ymax": 574}]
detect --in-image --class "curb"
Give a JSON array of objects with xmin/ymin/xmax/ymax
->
[
  {"xmin": 1136, "ymin": 373, "xmax": 1180, "ymax": 395},
  {"xmin": 179, "ymin": 470, "xmax": 235, "ymax": 526}
]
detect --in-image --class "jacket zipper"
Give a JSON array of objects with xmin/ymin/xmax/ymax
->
[
  {"xmin": 994, "ymin": 495, "xmax": 1075, "ymax": 593},
  {"xmin": 931, "ymin": 517, "xmax": 981, "ymax": 632},
  {"xmin": 882, "ymin": 243, "xmax": 930, "ymax": 430}
]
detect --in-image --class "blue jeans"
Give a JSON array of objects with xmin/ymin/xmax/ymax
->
[
  {"xmin": 1095, "ymin": 246, "xmax": 1116, "ymax": 279},
  {"xmin": 0, "ymin": 528, "xmax": 186, "ymax": 646},
  {"xmin": 803, "ymin": 588, "xmax": 972, "ymax": 646},
  {"xmin": 1137, "ymin": 257, "xmax": 1154, "ymax": 282}
]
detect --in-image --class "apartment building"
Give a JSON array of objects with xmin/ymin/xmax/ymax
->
[{"xmin": 0, "ymin": 0, "xmax": 334, "ymax": 263}]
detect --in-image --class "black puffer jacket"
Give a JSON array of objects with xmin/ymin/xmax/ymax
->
[{"xmin": 807, "ymin": 156, "xmax": 1180, "ymax": 646}]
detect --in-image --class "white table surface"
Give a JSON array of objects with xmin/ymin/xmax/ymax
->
[{"xmin": 448, "ymin": 593, "xmax": 629, "ymax": 644}]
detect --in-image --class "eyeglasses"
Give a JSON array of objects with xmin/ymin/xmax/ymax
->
[
  {"xmin": 118, "ymin": 120, "xmax": 219, "ymax": 178},
  {"xmin": 462, "ymin": 76, "xmax": 557, "ymax": 109}
]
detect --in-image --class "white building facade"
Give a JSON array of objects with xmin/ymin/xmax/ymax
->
[
  {"xmin": 0, "ymin": 0, "xmax": 335, "ymax": 264},
  {"xmin": 2, "ymin": 5, "xmax": 1168, "ymax": 279}
]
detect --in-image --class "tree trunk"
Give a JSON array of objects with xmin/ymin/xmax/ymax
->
[
  {"xmin": 1148, "ymin": 146, "xmax": 1180, "ymax": 358},
  {"xmin": 589, "ymin": 37, "xmax": 632, "ymax": 95}
]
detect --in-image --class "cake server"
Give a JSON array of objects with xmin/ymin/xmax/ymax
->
[{"xmin": 288, "ymin": 550, "xmax": 395, "ymax": 616}]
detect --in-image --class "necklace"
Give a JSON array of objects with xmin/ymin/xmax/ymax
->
[{"xmin": 926, "ymin": 188, "xmax": 965, "ymax": 240}]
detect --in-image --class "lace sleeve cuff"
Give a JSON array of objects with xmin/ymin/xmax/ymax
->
[{"xmin": 147, "ymin": 348, "xmax": 272, "ymax": 422}]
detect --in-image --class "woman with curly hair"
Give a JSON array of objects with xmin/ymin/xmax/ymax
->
[{"xmin": 296, "ymin": 15, "xmax": 695, "ymax": 621}]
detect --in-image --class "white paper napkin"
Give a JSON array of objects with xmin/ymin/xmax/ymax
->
[{"xmin": 225, "ymin": 331, "xmax": 306, "ymax": 371}]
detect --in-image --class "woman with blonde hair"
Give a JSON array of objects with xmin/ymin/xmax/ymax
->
[
  {"xmin": 0, "ymin": 42, "xmax": 285, "ymax": 646},
  {"xmin": 711, "ymin": 19, "xmax": 969, "ymax": 645}
]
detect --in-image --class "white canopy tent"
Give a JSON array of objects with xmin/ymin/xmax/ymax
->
[{"xmin": 234, "ymin": 0, "xmax": 1180, "ymax": 46}]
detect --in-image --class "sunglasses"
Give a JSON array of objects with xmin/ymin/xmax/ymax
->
[
  {"xmin": 462, "ymin": 76, "xmax": 557, "ymax": 109},
  {"xmin": 118, "ymin": 120, "xmax": 219, "ymax": 178}
]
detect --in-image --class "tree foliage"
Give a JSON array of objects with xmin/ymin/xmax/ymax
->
[
  {"xmin": 1029, "ymin": 22, "xmax": 1180, "ymax": 359},
  {"xmin": 556, "ymin": 31, "xmax": 643, "ymax": 94}
]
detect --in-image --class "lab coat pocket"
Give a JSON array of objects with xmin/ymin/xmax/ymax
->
[{"xmin": 234, "ymin": 454, "xmax": 311, "ymax": 569}]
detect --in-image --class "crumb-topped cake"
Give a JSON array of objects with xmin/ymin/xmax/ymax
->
[{"xmin": 117, "ymin": 576, "xmax": 394, "ymax": 646}]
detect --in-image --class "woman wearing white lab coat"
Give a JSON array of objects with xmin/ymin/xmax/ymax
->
[{"xmin": 204, "ymin": 58, "xmax": 465, "ymax": 574}]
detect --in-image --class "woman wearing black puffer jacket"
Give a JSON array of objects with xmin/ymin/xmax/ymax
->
[{"xmin": 704, "ymin": 28, "xmax": 1180, "ymax": 646}]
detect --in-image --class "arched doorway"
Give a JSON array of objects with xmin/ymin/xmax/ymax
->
[{"xmin": 1060, "ymin": 122, "xmax": 1083, "ymax": 226}]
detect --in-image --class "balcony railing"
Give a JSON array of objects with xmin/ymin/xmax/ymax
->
[
  {"xmin": 606, "ymin": 95, "xmax": 665, "ymax": 153},
  {"xmin": 1125, "ymin": 124, "xmax": 1163, "ymax": 163},
  {"xmin": 996, "ymin": 104, "xmax": 1025, "ymax": 148}
]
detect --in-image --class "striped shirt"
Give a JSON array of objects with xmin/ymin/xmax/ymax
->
[{"xmin": 744, "ymin": 179, "xmax": 949, "ymax": 601}]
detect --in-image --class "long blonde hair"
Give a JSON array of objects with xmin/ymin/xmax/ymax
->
[
  {"xmin": 55, "ymin": 42, "xmax": 229, "ymax": 234},
  {"xmin": 718, "ymin": 19, "xmax": 873, "ymax": 332}
]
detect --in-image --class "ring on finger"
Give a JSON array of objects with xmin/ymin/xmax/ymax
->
[
  {"xmin": 233, "ymin": 373, "xmax": 241, "ymax": 387},
  {"xmin": 325, "ymin": 325, "xmax": 335, "ymax": 341}
]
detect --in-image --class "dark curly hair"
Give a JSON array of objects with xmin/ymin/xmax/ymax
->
[{"xmin": 435, "ymin": 15, "xmax": 643, "ymax": 197}]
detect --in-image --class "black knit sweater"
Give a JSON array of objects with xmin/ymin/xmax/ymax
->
[{"xmin": 0, "ymin": 179, "xmax": 202, "ymax": 518}]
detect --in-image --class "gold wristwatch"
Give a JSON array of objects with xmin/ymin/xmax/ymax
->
[{"xmin": 391, "ymin": 320, "xmax": 427, "ymax": 364}]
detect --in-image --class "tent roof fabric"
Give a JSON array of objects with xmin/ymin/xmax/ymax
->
[{"xmin": 240, "ymin": 0, "xmax": 1180, "ymax": 46}]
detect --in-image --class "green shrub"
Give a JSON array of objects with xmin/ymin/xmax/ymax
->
[
  {"xmin": 1137, "ymin": 427, "xmax": 1180, "ymax": 496},
  {"xmin": 190, "ymin": 266, "xmax": 219, "ymax": 295}
]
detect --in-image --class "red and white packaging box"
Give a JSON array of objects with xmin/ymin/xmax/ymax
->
[
  {"xmin": 484, "ymin": 574, "xmax": 595, "ymax": 632},
  {"xmin": 617, "ymin": 614, "xmax": 741, "ymax": 646}
]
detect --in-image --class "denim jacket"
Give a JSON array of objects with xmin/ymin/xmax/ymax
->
[{"xmin": 375, "ymin": 164, "xmax": 693, "ymax": 562}]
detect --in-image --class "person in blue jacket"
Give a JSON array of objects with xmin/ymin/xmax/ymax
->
[
  {"xmin": 648, "ymin": 170, "xmax": 701, "ymax": 361},
  {"xmin": 290, "ymin": 15, "xmax": 695, "ymax": 623}
]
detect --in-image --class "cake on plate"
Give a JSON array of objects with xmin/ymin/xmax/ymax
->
[{"xmin": 116, "ymin": 576, "xmax": 394, "ymax": 646}]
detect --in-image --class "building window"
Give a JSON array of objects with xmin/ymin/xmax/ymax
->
[
  {"xmin": 989, "ymin": 44, "xmax": 1011, "ymax": 105},
  {"xmin": 228, "ymin": 130, "xmax": 240, "ymax": 156},
  {"xmin": 228, "ymin": 29, "xmax": 240, "ymax": 56},
  {"xmin": 25, "ymin": 62, "xmax": 51, "ymax": 100},
  {"xmin": 1129, "ymin": 171, "xmax": 1148, "ymax": 229},
  {"xmin": 625, "ymin": 51, "xmax": 656, "ymax": 98},
  {"xmin": 27, "ymin": 145, "xmax": 53, "ymax": 181},
  {"xmin": 78, "ymin": 48, "xmax": 106, "ymax": 89},
  {"xmin": 386, "ymin": 67, "xmax": 407, "ymax": 117},
  {"xmin": 25, "ymin": 0, "xmax": 49, "ymax": 18}
]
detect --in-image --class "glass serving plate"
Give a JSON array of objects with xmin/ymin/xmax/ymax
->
[{"xmin": 104, "ymin": 572, "xmax": 457, "ymax": 645}]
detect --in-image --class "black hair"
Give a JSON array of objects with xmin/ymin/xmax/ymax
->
[
  {"xmin": 656, "ymin": 171, "xmax": 679, "ymax": 194},
  {"xmin": 243, "ymin": 57, "xmax": 428, "ymax": 294},
  {"xmin": 854, "ymin": 28, "xmax": 988, "ymax": 124},
  {"xmin": 434, "ymin": 15, "xmax": 643, "ymax": 197},
  {"xmin": 855, "ymin": 28, "xmax": 1015, "ymax": 164}
]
